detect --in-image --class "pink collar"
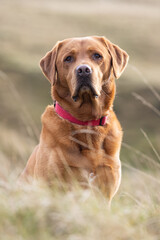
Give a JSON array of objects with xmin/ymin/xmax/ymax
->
[{"xmin": 54, "ymin": 102, "xmax": 109, "ymax": 126}]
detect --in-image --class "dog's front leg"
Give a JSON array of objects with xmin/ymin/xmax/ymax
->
[{"xmin": 93, "ymin": 162, "xmax": 121, "ymax": 203}]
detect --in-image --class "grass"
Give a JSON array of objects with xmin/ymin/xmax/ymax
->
[
  {"xmin": 0, "ymin": 169, "xmax": 160, "ymax": 240},
  {"xmin": 0, "ymin": 0, "xmax": 160, "ymax": 239}
]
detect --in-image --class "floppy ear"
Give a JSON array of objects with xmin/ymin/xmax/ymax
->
[
  {"xmin": 40, "ymin": 42, "xmax": 59, "ymax": 85},
  {"xmin": 102, "ymin": 37, "xmax": 129, "ymax": 79}
]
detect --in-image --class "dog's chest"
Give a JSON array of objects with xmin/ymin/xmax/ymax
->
[
  {"xmin": 71, "ymin": 131, "xmax": 104, "ymax": 151},
  {"xmin": 70, "ymin": 127, "xmax": 107, "ymax": 167}
]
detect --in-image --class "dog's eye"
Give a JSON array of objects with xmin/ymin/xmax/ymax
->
[
  {"xmin": 64, "ymin": 56, "xmax": 73, "ymax": 62},
  {"xmin": 93, "ymin": 53, "xmax": 102, "ymax": 60}
]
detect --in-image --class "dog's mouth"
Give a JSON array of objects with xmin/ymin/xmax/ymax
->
[{"xmin": 72, "ymin": 83, "xmax": 99, "ymax": 102}]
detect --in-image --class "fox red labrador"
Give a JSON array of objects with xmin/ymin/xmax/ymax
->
[{"xmin": 20, "ymin": 36, "xmax": 129, "ymax": 202}]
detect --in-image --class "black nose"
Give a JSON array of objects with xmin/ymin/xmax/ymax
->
[{"xmin": 76, "ymin": 64, "xmax": 92, "ymax": 77}]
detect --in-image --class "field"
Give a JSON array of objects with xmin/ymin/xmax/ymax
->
[{"xmin": 0, "ymin": 0, "xmax": 160, "ymax": 239}]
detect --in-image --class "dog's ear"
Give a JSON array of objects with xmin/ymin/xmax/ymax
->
[
  {"xmin": 40, "ymin": 42, "xmax": 60, "ymax": 85},
  {"xmin": 102, "ymin": 37, "xmax": 129, "ymax": 79}
]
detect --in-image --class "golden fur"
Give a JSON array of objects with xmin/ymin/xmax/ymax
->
[{"xmin": 20, "ymin": 36, "xmax": 129, "ymax": 202}]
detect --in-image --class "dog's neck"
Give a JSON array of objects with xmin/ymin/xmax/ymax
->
[
  {"xmin": 52, "ymin": 77, "xmax": 115, "ymax": 122},
  {"xmin": 54, "ymin": 102, "xmax": 109, "ymax": 126}
]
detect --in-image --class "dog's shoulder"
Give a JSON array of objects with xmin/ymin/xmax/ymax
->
[
  {"xmin": 41, "ymin": 105, "xmax": 71, "ymax": 136},
  {"xmin": 41, "ymin": 105, "xmax": 54, "ymax": 119},
  {"xmin": 41, "ymin": 105, "xmax": 54, "ymax": 123},
  {"xmin": 41, "ymin": 105, "xmax": 60, "ymax": 130}
]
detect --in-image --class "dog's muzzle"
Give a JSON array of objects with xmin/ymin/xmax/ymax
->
[{"xmin": 72, "ymin": 64, "xmax": 99, "ymax": 102}]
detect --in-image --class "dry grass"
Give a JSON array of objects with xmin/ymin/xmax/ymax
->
[{"xmin": 0, "ymin": 168, "xmax": 160, "ymax": 240}]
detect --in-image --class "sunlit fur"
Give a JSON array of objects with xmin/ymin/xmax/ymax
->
[{"xmin": 20, "ymin": 36, "xmax": 129, "ymax": 203}]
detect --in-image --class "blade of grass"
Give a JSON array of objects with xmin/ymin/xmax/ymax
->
[{"xmin": 140, "ymin": 128, "xmax": 160, "ymax": 163}]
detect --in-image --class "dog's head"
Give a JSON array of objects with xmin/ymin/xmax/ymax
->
[{"xmin": 40, "ymin": 36, "xmax": 129, "ymax": 120}]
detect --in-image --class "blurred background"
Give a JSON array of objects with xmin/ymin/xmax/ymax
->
[
  {"xmin": 0, "ymin": 0, "xmax": 160, "ymax": 239},
  {"xmin": 0, "ymin": 0, "xmax": 159, "ymax": 175}
]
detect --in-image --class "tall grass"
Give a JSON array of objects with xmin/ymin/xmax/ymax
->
[{"xmin": 0, "ymin": 168, "xmax": 160, "ymax": 239}]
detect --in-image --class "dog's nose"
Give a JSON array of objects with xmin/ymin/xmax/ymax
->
[{"xmin": 76, "ymin": 64, "xmax": 92, "ymax": 77}]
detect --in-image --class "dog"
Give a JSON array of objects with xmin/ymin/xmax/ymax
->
[{"xmin": 20, "ymin": 36, "xmax": 129, "ymax": 202}]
